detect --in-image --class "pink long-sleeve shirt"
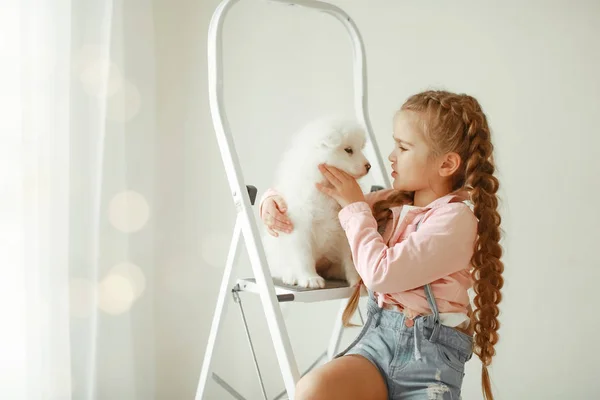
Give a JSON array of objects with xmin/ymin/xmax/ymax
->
[{"xmin": 259, "ymin": 188, "xmax": 477, "ymax": 323}]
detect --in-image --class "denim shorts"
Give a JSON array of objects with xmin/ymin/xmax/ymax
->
[{"xmin": 335, "ymin": 287, "xmax": 474, "ymax": 400}]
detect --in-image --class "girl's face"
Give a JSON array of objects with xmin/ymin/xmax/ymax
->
[{"xmin": 388, "ymin": 111, "xmax": 440, "ymax": 192}]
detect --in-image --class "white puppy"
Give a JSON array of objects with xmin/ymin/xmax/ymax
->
[{"xmin": 261, "ymin": 117, "xmax": 371, "ymax": 289}]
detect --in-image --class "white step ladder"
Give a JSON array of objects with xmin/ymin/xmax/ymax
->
[{"xmin": 195, "ymin": 1, "xmax": 391, "ymax": 399}]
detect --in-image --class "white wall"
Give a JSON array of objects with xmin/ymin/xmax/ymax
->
[{"xmin": 153, "ymin": 0, "xmax": 600, "ymax": 398}]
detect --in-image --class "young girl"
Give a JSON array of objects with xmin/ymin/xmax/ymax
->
[{"xmin": 259, "ymin": 90, "xmax": 503, "ymax": 400}]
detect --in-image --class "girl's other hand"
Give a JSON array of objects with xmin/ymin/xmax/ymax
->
[{"xmin": 261, "ymin": 195, "xmax": 293, "ymax": 237}]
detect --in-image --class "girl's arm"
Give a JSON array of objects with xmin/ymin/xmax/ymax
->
[{"xmin": 338, "ymin": 201, "xmax": 478, "ymax": 293}]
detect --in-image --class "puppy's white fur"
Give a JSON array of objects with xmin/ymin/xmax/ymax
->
[{"xmin": 262, "ymin": 117, "xmax": 371, "ymax": 288}]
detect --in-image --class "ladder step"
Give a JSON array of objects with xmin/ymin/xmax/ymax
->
[{"xmin": 235, "ymin": 278, "xmax": 358, "ymax": 303}]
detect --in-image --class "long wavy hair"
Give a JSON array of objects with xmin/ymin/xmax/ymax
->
[{"xmin": 341, "ymin": 90, "xmax": 504, "ymax": 400}]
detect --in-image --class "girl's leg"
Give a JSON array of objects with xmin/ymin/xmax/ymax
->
[{"xmin": 295, "ymin": 355, "xmax": 388, "ymax": 400}]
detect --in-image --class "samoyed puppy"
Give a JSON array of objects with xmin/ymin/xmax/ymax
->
[{"xmin": 261, "ymin": 117, "xmax": 371, "ymax": 289}]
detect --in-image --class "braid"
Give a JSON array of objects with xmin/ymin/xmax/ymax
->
[
  {"xmin": 462, "ymin": 105, "xmax": 503, "ymax": 400},
  {"xmin": 372, "ymin": 190, "xmax": 415, "ymax": 230},
  {"xmin": 404, "ymin": 90, "xmax": 504, "ymax": 399}
]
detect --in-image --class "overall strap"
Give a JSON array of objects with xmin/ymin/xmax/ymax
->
[{"xmin": 415, "ymin": 216, "xmax": 442, "ymax": 343}]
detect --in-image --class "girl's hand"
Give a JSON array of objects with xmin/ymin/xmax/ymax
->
[
  {"xmin": 261, "ymin": 195, "xmax": 294, "ymax": 237},
  {"xmin": 316, "ymin": 164, "xmax": 365, "ymax": 208}
]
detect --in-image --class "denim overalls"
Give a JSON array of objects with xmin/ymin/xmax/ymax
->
[{"xmin": 335, "ymin": 220, "xmax": 474, "ymax": 399}]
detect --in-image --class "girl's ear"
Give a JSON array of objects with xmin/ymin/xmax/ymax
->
[{"xmin": 439, "ymin": 152, "xmax": 461, "ymax": 177}]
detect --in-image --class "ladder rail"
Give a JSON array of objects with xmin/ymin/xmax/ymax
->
[
  {"xmin": 206, "ymin": 0, "xmax": 301, "ymax": 397},
  {"xmin": 202, "ymin": 0, "xmax": 389, "ymax": 398}
]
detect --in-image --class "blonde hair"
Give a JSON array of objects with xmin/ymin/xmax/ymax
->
[{"xmin": 342, "ymin": 90, "xmax": 504, "ymax": 400}]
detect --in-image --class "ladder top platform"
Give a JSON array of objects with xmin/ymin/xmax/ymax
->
[{"xmin": 235, "ymin": 277, "xmax": 361, "ymax": 303}]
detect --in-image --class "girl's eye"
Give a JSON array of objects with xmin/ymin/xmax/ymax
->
[
  {"xmin": 399, "ymin": 145, "xmax": 407, "ymax": 151},
  {"xmin": 345, "ymin": 147, "xmax": 354, "ymax": 155}
]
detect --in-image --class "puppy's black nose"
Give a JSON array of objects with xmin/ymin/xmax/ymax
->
[{"xmin": 365, "ymin": 163, "xmax": 371, "ymax": 173}]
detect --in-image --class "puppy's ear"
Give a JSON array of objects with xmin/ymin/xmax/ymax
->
[{"xmin": 320, "ymin": 132, "xmax": 342, "ymax": 148}]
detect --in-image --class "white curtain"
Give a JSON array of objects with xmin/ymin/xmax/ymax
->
[{"xmin": 1, "ymin": 1, "xmax": 158, "ymax": 398}]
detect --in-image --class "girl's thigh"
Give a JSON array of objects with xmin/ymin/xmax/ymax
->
[{"xmin": 295, "ymin": 354, "xmax": 388, "ymax": 400}]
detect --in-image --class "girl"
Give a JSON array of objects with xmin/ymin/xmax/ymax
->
[{"xmin": 259, "ymin": 90, "xmax": 503, "ymax": 400}]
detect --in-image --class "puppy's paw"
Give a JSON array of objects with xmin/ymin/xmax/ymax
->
[
  {"xmin": 344, "ymin": 267, "xmax": 361, "ymax": 287},
  {"xmin": 297, "ymin": 274, "xmax": 326, "ymax": 289},
  {"xmin": 281, "ymin": 273, "xmax": 298, "ymax": 287}
]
